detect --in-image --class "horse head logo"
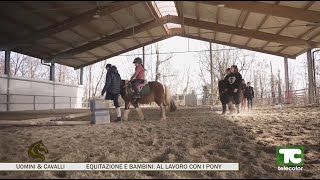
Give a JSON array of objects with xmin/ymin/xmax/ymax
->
[
  {"xmin": 28, "ymin": 140, "xmax": 49, "ymax": 162},
  {"xmin": 228, "ymin": 76, "xmax": 236, "ymax": 84}
]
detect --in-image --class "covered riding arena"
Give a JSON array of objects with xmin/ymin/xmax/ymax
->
[{"xmin": 0, "ymin": 1, "xmax": 319, "ymax": 179}]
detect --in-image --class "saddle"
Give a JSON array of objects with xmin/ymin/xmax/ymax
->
[{"xmin": 127, "ymin": 80, "xmax": 150, "ymax": 97}]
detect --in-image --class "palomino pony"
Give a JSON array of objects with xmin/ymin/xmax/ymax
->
[{"xmin": 120, "ymin": 80, "xmax": 177, "ymax": 121}]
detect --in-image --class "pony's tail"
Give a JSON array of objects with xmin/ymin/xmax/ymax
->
[{"xmin": 164, "ymin": 85, "xmax": 177, "ymax": 112}]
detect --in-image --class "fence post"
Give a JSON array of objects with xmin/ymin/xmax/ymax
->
[
  {"xmin": 53, "ymin": 96, "xmax": 55, "ymax": 110},
  {"xmin": 34, "ymin": 96, "xmax": 36, "ymax": 111},
  {"xmin": 70, "ymin": 97, "xmax": 72, "ymax": 109}
]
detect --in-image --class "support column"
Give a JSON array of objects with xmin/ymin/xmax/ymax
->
[
  {"xmin": 80, "ymin": 67, "xmax": 84, "ymax": 85},
  {"xmin": 50, "ymin": 62, "xmax": 55, "ymax": 81},
  {"xmin": 5, "ymin": 51, "xmax": 10, "ymax": 111},
  {"xmin": 210, "ymin": 42, "xmax": 214, "ymax": 105},
  {"xmin": 284, "ymin": 57, "xmax": 290, "ymax": 103},
  {"xmin": 142, "ymin": 46, "xmax": 145, "ymax": 66},
  {"xmin": 307, "ymin": 49, "xmax": 315, "ymax": 104},
  {"xmin": 50, "ymin": 62, "xmax": 55, "ymax": 109},
  {"xmin": 4, "ymin": 51, "xmax": 10, "ymax": 75}
]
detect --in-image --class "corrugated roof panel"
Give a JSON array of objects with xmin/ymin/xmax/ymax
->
[
  {"xmin": 279, "ymin": 1, "xmax": 310, "ymax": 8},
  {"xmin": 110, "ymin": 9, "xmax": 140, "ymax": 29},
  {"xmin": 0, "ymin": 1, "xmax": 53, "ymax": 31},
  {"xmin": 49, "ymin": 1, "xmax": 95, "ymax": 15},
  {"xmin": 117, "ymin": 37, "xmax": 140, "ymax": 49},
  {"xmin": 73, "ymin": 52, "xmax": 96, "ymax": 58},
  {"xmin": 199, "ymin": 29, "xmax": 215, "ymax": 40},
  {"xmin": 71, "ymin": 25, "xmax": 101, "ymax": 40},
  {"xmin": 301, "ymin": 27, "xmax": 320, "ymax": 40},
  {"xmin": 104, "ymin": 42, "xmax": 124, "ymax": 52},
  {"xmin": 14, "ymin": 47, "xmax": 50, "ymax": 59},
  {"xmin": 263, "ymin": 44, "xmax": 283, "ymax": 52},
  {"xmin": 181, "ymin": 1, "xmax": 196, "ymax": 19},
  {"xmin": 231, "ymin": 35, "xmax": 250, "ymax": 46},
  {"xmin": 36, "ymin": 38, "xmax": 70, "ymax": 53},
  {"xmin": 59, "ymin": 58, "xmax": 86, "ymax": 67},
  {"xmin": 130, "ymin": 3, "xmax": 155, "ymax": 23},
  {"xmin": 133, "ymin": 31, "xmax": 153, "ymax": 43},
  {"xmin": 309, "ymin": 1, "xmax": 320, "ymax": 12},
  {"xmin": 219, "ymin": 7, "xmax": 242, "ymax": 27},
  {"xmin": 88, "ymin": 17, "xmax": 119, "ymax": 35},
  {"xmin": 259, "ymin": 16, "xmax": 291, "ymax": 34},
  {"xmin": 280, "ymin": 46, "xmax": 304, "ymax": 55},
  {"xmin": 184, "ymin": 26, "xmax": 198, "ymax": 35},
  {"xmin": 247, "ymin": 39, "xmax": 268, "ymax": 48},
  {"xmin": 148, "ymin": 26, "xmax": 167, "ymax": 37},
  {"xmin": 52, "ymin": 30, "xmax": 89, "ymax": 47},
  {"xmin": 22, "ymin": 1, "xmax": 72, "ymax": 24},
  {"xmin": 280, "ymin": 20, "xmax": 313, "ymax": 38},
  {"xmin": 0, "ymin": 17, "xmax": 32, "ymax": 38},
  {"xmin": 313, "ymin": 34, "xmax": 320, "ymax": 41},
  {"xmin": 88, "ymin": 47, "xmax": 111, "ymax": 57},
  {"xmin": 198, "ymin": 3, "xmax": 218, "ymax": 23},
  {"xmin": 243, "ymin": 12, "xmax": 268, "ymax": 30},
  {"xmin": 258, "ymin": 1, "xmax": 276, "ymax": 4},
  {"xmin": 215, "ymin": 32, "xmax": 232, "ymax": 42}
]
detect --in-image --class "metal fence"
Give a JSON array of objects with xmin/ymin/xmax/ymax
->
[
  {"xmin": 253, "ymin": 87, "xmax": 320, "ymax": 106},
  {"xmin": 0, "ymin": 93, "xmax": 84, "ymax": 111}
]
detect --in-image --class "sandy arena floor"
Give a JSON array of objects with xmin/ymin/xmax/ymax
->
[{"xmin": 0, "ymin": 106, "xmax": 319, "ymax": 179}]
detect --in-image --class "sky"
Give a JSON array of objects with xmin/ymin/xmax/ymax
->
[
  {"xmin": 1, "ymin": 35, "xmax": 311, "ymax": 97},
  {"xmin": 98, "ymin": 36, "xmax": 309, "ymax": 96}
]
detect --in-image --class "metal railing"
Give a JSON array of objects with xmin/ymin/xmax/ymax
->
[
  {"xmin": 0, "ymin": 93, "xmax": 85, "ymax": 111},
  {"xmin": 253, "ymin": 87, "xmax": 320, "ymax": 106}
]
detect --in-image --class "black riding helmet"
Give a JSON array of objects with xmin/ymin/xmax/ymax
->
[{"xmin": 133, "ymin": 57, "xmax": 143, "ymax": 64}]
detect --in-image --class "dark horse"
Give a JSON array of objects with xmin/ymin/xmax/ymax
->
[{"xmin": 120, "ymin": 80, "xmax": 177, "ymax": 121}]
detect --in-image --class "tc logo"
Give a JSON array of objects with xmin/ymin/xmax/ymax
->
[{"xmin": 276, "ymin": 146, "xmax": 304, "ymax": 166}]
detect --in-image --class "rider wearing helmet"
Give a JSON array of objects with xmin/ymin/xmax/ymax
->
[{"xmin": 131, "ymin": 57, "xmax": 145, "ymax": 98}]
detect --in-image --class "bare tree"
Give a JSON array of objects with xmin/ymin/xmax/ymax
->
[
  {"xmin": 93, "ymin": 60, "xmax": 107, "ymax": 97},
  {"xmin": 0, "ymin": 52, "xmax": 4, "ymax": 74},
  {"xmin": 198, "ymin": 43, "xmax": 254, "ymax": 104},
  {"xmin": 154, "ymin": 42, "xmax": 174, "ymax": 82},
  {"xmin": 10, "ymin": 53, "xmax": 28, "ymax": 76},
  {"xmin": 270, "ymin": 61, "xmax": 276, "ymax": 104},
  {"xmin": 277, "ymin": 69, "xmax": 282, "ymax": 103}
]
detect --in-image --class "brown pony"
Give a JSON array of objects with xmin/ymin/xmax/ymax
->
[{"xmin": 120, "ymin": 80, "xmax": 177, "ymax": 121}]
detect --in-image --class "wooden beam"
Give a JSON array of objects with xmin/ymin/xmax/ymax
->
[
  {"xmin": 274, "ymin": 1, "xmax": 316, "ymax": 54},
  {"xmin": 216, "ymin": 5, "xmax": 220, "ymax": 24},
  {"xmin": 174, "ymin": 1, "xmax": 185, "ymax": 32},
  {"xmin": 45, "ymin": 1, "xmax": 113, "ymax": 55},
  {"xmin": 0, "ymin": 1, "xmax": 141, "ymax": 50},
  {"xmin": 74, "ymin": 35, "xmax": 171, "ymax": 69},
  {"xmin": 168, "ymin": 16, "xmax": 320, "ymax": 48},
  {"xmin": 145, "ymin": 1, "xmax": 168, "ymax": 35},
  {"xmin": 261, "ymin": 1, "xmax": 311, "ymax": 50},
  {"xmin": 180, "ymin": 34, "xmax": 296, "ymax": 59},
  {"xmin": 244, "ymin": 14, "xmax": 269, "ymax": 47},
  {"xmin": 245, "ymin": 1, "xmax": 280, "ymax": 46},
  {"xmin": 15, "ymin": 1, "xmax": 101, "ymax": 59},
  {"xmin": 196, "ymin": 1, "xmax": 320, "ymax": 23},
  {"xmin": 231, "ymin": 9, "xmax": 250, "ymax": 43},
  {"xmin": 49, "ymin": 16, "xmax": 169, "ymax": 61},
  {"xmin": 0, "ymin": 10, "xmax": 57, "ymax": 57},
  {"xmin": 308, "ymin": 32, "xmax": 320, "ymax": 41},
  {"xmin": 196, "ymin": 2, "xmax": 200, "ymax": 36},
  {"xmin": 146, "ymin": 1, "xmax": 161, "ymax": 19},
  {"xmin": 127, "ymin": 6, "xmax": 154, "ymax": 41},
  {"xmin": 107, "ymin": 14, "xmax": 132, "ymax": 50}
]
